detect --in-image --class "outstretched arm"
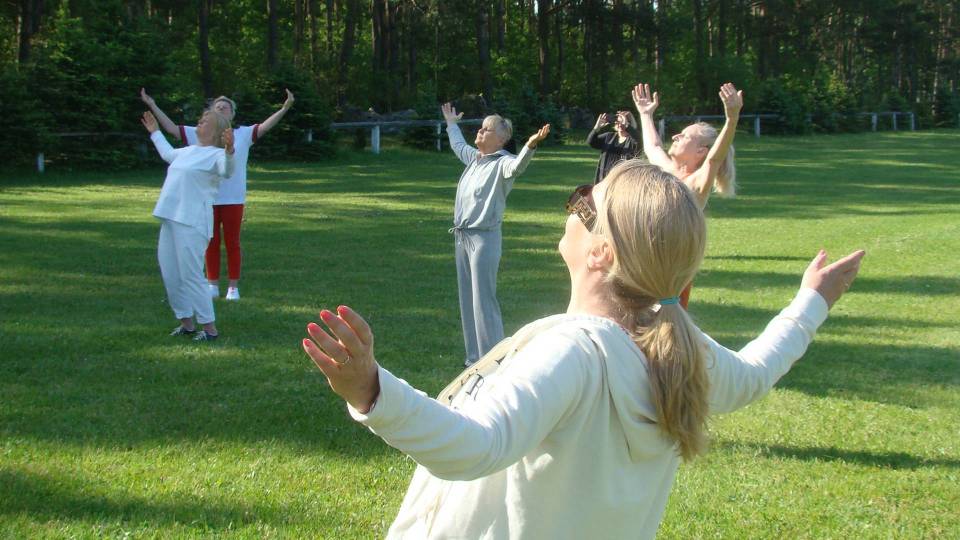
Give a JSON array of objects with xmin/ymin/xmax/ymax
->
[
  {"xmin": 141, "ymin": 111, "xmax": 181, "ymax": 163},
  {"xmin": 705, "ymin": 249, "xmax": 865, "ymax": 414},
  {"xmin": 631, "ymin": 83, "xmax": 672, "ymax": 169},
  {"xmin": 586, "ymin": 114, "xmax": 610, "ymax": 150},
  {"xmin": 687, "ymin": 83, "xmax": 742, "ymax": 205},
  {"xmin": 503, "ymin": 124, "xmax": 550, "ymax": 179},
  {"xmin": 257, "ymin": 89, "xmax": 295, "ymax": 138},
  {"xmin": 441, "ymin": 102, "xmax": 477, "ymax": 165},
  {"xmin": 140, "ymin": 88, "xmax": 181, "ymax": 140}
]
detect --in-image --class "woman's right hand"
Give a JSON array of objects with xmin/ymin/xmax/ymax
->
[
  {"xmin": 141, "ymin": 111, "xmax": 159, "ymax": 133},
  {"xmin": 632, "ymin": 83, "xmax": 660, "ymax": 116},
  {"xmin": 719, "ymin": 82, "xmax": 743, "ymax": 118},
  {"xmin": 303, "ymin": 305, "xmax": 381, "ymax": 414},
  {"xmin": 140, "ymin": 88, "xmax": 155, "ymax": 107},
  {"xmin": 800, "ymin": 249, "xmax": 866, "ymax": 309},
  {"xmin": 594, "ymin": 113, "xmax": 610, "ymax": 129},
  {"xmin": 441, "ymin": 102, "xmax": 463, "ymax": 124}
]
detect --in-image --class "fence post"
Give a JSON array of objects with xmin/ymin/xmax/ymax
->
[
  {"xmin": 371, "ymin": 124, "xmax": 381, "ymax": 155},
  {"xmin": 892, "ymin": 113, "xmax": 897, "ymax": 131},
  {"xmin": 658, "ymin": 118, "xmax": 665, "ymax": 140},
  {"xmin": 871, "ymin": 113, "xmax": 877, "ymax": 131},
  {"xmin": 36, "ymin": 152, "xmax": 45, "ymax": 173},
  {"xmin": 908, "ymin": 112, "xmax": 915, "ymax": 131},
  {"xmin": 436, "ymin": 121, "xmax": 442, "ymax": 152},
  {"xmin": 753, "ymin": 115, "xmax": 760, "ymax": 137}
]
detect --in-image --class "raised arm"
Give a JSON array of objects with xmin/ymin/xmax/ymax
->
[
  {"xmin": 140, "ymin": 88, "xmax": 181, "ymax": 140},
  {"xmin": 441, "ymin": 102, "xmax": 477, "ymax": 165},
  {"xmin": 503, "ymin": 124, "xmax": 550, "ymax": 179},
  {"xmin": 141, "ymin": 111, "xmax": 180, "ymax": 163},
  {"xmin": 256, "ymin": 88, "xmax": 295, "ymax": 138},
  {"xmin": 631, "ymin": 83, "xmax": 672, "ymax": 169},
  {"xmin": 586, "ymin": 114, "xmax": 610, "ymax": 150},
  {"xmin": 302, "ymin": 306, "xmax": 593, "ymax": 481},
  {"xmin": 687, "ymin": 83, "xmax": 742, "ymax": 205},
  {"xmin": 705, "ymin": 249, "xmax": 864, "ymax": 414}
]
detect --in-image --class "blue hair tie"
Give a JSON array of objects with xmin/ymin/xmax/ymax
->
[{"xmin": 659, "ymin": 297, "xmax": 680, "ymax": 306}]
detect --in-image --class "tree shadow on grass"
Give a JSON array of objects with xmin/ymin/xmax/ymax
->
[
  {"xmin": 719, "ymin": 441, "xmax": 960, "ymax": 470},
  {"xmin": 0, "ymin": 468, "xmax": 269, "ymax": 527}
]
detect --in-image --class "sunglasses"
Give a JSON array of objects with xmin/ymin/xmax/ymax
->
[{"xmin": 565, "ymin": 184, "xmax": 597, "ymax": 230}]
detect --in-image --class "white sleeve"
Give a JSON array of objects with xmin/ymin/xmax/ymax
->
[
  {"xmin": 216, "ymin": 150, "xmax": 235, "ymax": 178},
  {"xmin": 501, "ymin": 144, "xmax": 536, "ymax": 179},
  {"xmin": 704, "ymin": 288, "xmax": 829, "ymax": 414},
  {"xmin": 181, "ymin": 125, "xmax": 198, "ymax": 146},
  {"xmin": 348, "ymin": 331, "xmax": 594, "ymax": 481},
  {"xmin": 150, "ymin": 131, "xmax": 181, "ymax": 164},
  {"xmin": 446, "ymin": 123, "xmax": 478, "ymax": 166}
]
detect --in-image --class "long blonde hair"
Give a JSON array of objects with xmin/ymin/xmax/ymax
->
[
  {"xmin": 692, "ymin": 122, "xmax": 736, "ymax": 197},
  {"xmin": 595, "ymin": 161, "xmax": 710, "ymax": 460}
]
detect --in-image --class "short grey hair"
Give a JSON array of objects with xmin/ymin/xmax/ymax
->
[
  {"xmin": 212, "ymin": 96, "xmax": 238, "ymax": 119},
  {"xmin": 486, "ymin": 114, "xmax": 513, "ymax": 142}
]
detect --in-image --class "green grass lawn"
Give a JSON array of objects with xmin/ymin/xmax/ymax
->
[{"xmin": 1, "ymin": 130, "xmax": 958, "ymax": 539}]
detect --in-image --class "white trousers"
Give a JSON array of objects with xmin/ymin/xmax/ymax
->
[{"xmin": 158, "ymin": 219, "xmax": 215, "ymax": 324}]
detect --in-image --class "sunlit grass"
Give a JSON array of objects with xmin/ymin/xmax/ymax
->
[{"xmin": 1, "ymin": 130, "xmax": 958, "ymax": 538}]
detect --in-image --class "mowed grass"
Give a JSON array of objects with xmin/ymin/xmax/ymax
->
[{"xmin": 1, "ymin": 130, "xmax": 958, "ymax": 539}]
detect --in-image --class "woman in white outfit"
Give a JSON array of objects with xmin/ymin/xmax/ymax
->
[
  {"xmin": 301, "ymin": 162, "xmax": 864, "ymax": 539},
  {"xmin": 142, "ymin": 110, "xmax": 235, "ymax": 341}
]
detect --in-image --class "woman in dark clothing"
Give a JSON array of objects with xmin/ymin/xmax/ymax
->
[{"xmin": 586, "ymin": 111, "xmax": 639, "ymax": 184}]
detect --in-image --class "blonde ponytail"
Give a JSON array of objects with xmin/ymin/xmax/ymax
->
[{"xmin": 597, "ymin": 160, "xmax": 710, "ymax": 460}]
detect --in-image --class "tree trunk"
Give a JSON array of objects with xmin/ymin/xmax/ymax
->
[
  {"xmin": 536, "ymin": 0, "xmax": 552, "ymax": 98},
  {"xmin": 495, "ymin": 0, "xmax": 506, "ymax": 52},
  {"xmin": 337, "ymin": 0, "xmax": 359, "ymax": 105},
  {"xmin": 326, "ymin": 0, "xmax": 334, "ymax": 56},
  {"xmin": 267, "ymin": 0, "xmax": 279, "ymax": 70},
  {"xmin": 555, "ymin": 1, "xmax": 563, "ymax": 98},
  {"xmin": 17, "ymin": 0, "xmax": 44, "ymax": 65},
  {"xmin": 477, "ymin": 1, "xmax": 493, "ymax": 101},
  {"xmin": 309, "ymin": 0, "xmax": 319, "ymax": 70},
  {"xmin": 717, "ymin": 0, "xmax": 727, "ymax": 58},
  {"xmin": 294, "ymin": 0, "xmax": 304, "ymax": 67},
  {"xmin": 655, "ymin": 0, "xmax": 668, "ymax": 76},
  {"xmin": 692, "ymin": 0, "xmax": 707, "ymax": 103},
  {"xmin": 199, "ymin": 0, "xmax": 213, "ymax": 97}
]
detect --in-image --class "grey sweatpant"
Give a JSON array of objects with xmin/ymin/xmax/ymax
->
[
  {"xmin": 158, "ymin": 219, "xmax": 216, "ymax": 324},
  {"xmin": 454, "ymin": 228, "xmax": 504, "ymax": 365}
]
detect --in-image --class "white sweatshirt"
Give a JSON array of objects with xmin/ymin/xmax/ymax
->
[
  {"xmin": 350, "ymin": 288, "xmax": 829, "ymax": 540},
  {"xmin": 150, "ymin": 131, "xmax": 234, "ymax": 238}
]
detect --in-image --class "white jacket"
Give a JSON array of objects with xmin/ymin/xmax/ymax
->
[
  {"xmin": 150, "ymin": 131, "xmax": 234, "ymax": 238},
  {"xmin": 351, "ymin": 288, "xmax": 829, "ymax": 539}
]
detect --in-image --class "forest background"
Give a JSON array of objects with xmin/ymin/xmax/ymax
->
[{"xmin": 3, "ymin": 0, "xmax": 960, "ymax": 168}]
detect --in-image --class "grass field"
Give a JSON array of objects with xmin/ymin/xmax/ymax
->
[{"xmin": 1, "ymin": 130, "xmax": 958, "ymax": 539}]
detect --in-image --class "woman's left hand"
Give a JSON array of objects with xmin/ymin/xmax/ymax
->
[
  {"xmin": 303, "ymin": 306, "xmax": 381, "ymax": 413},
  {"xmin": 141, "ymin": 111, "xmax": 159, "ymax": 133},
  {"xmin": 526, "ymin": 124, "xmax": 551, "ymax": 148},
  {"xmin": 282, "ymin": 88, "xmax": 295, "ymax": 111},
  {"xmin": 222, "ymin": 128, "xmax": 235, "ymax": 154},
  {"xmin": 720, "ymin": 83, "xmax": 743, "ymax": 118}
]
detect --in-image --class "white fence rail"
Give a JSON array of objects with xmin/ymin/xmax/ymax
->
[{"xmin": 32, "ymin": 111, "xmax": 938, "ymax": 172}]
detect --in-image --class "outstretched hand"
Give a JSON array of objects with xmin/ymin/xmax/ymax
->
[
  {"xmin": 141, "ymin": 111, "xmax": 159, "ymax": 133},
  {"xmin": 303, "ymin": 305, "xmax": 381, "ymax": 413},
  {"xmin": 222, "ymin": 128, "xmax": 234, "ymax": 154},
  {"xmin": 526, "ymin": 124, "xmax": 551, "ymax": 148},
  {"xmin": 140, "ymin": 88, "xmax": 155, "ymax": 107},
  {"xmin": 632, "ymin": 83, "xmax": 660, "ymax": 116},
  {"xmin": 441, "ymin": 102, "xmax": 463, "ymax": 123},
  {"xmin": 282, "ymin": 88, "xmax": 295, "ymax": 111},
  {"xmin": 800, "ymin": 249, "xmax": 866, "ymax": 309},
  {"xmin": 719, "ymin": 82, "xmax": 743, "ymax": 118}
]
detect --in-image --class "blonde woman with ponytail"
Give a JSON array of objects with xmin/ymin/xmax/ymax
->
[{"xmin": 300, "ymin": 162, "xmax": 864, "ymax": 539}]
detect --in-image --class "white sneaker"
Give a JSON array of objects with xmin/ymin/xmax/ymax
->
[
  {"xmin": 209, "ymin": 283, "xmax": 220, "ymax": 298},
  {"xmin": 225, "ymin": 287, "xmax": 240, "ymax": 301}
]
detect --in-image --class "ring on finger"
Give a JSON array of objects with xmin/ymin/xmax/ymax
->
[{"xmin": 340, "ymin": 354, "xmax": 352, "ymax": 365}]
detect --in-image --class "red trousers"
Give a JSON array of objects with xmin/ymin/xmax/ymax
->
[{"xmin": 205, "ymin": 204, "xmax": 244, "ymax": 281}]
